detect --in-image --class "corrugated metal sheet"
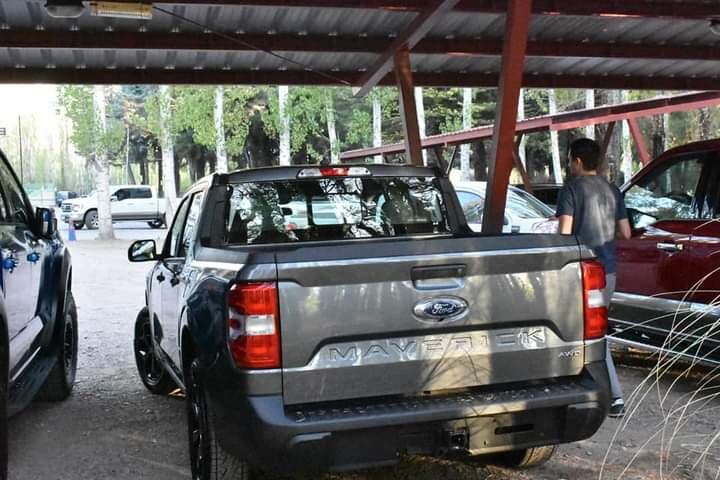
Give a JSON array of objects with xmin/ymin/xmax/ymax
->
[{"xmin": 0, "ymin": 1, "xmax": 719, "ymax": 86}]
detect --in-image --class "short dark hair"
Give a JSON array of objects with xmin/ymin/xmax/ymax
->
[{"xmin": 569, "ymin": 138, "xmax": 601, "ymax": 171}]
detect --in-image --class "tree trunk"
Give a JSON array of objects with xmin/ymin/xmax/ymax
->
[
  {"xmin": 372, "ymin": 92, "xmax": 383, "ymax": 164},
  {"xmin": 159, "ymin": 85, "xmax": 178, "ymax": 222},
  {"xmin": 548, "ymin": 89, "xmax": 563, "ymax": 184},
  {"xmin": 699, "ymin": 107, "xmax": 712, "ymax": 140},
  {"xmin": 474, "ymin": 141, "xmax": 487, "ymax": 181},
  {"xmin": 325, "ymin": 92, "xmax": 339, "ymax": 164},
  {"xmin": 92, "ymin": 85, "xmax": 115, "ymax": 240},
  {"xmin": 517, "ymin": 88, "xmax": 527, "ymax": 168},
  {"xmin": 215, "ymin": 86, "xmax": 229, "ymax": 173},
  {"xmin": 125, "ymin": 126, "xmax": 136, "ymax": 184},
  {"xmin": 585, "ymin": 90, "xmax": 595, "ymax": 139},
  {"xmin": 460, "ymin": 87, "xmax": 473, "ymax": 180},
  {"xmin": 620, "ymin": 90, "xmax": 633, "ymax": 183},
  {"xmin": 278, "ymin": 86, "xmax": 291, "ymax": 166},
  {"xmin": 414, "ymin": 87, "xmax": 427, "ymax": 165}
]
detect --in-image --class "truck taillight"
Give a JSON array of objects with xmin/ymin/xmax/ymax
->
[
  {"xmin": 227, "ymin": 282, "xmax": 280, "ymax": 369},
  {"xmin": 581, "ymin": 260, "xmax": 608, "ymax": 340}
]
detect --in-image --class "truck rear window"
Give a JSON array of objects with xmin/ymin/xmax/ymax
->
[{"xmin": 225, "ymin": 177, "xmax": 450, "ymax": 244}]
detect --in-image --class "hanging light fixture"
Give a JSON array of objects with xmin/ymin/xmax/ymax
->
[
  {"xmin": 44, "ymin": 0, "xmax": 86, "ymax": 18},
  {"xmin": 90, "ymin": 2, "xmax": 153, "ymax": 20}
]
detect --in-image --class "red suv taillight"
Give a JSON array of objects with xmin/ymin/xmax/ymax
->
[
  {"xmin": 581, "ymin": 260, "xmax": 608, "ymax": 340},
  {"xmin": 227, "ymin": 282, "xmax": 280, "ymax": 369}
]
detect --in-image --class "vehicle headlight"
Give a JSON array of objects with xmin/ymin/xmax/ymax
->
[{"xmin": 72, "ymin": 204, "xmax": 81, "ymax": 212}]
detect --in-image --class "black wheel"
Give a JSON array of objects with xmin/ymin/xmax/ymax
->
[
  {"xmin": 186, "ymin": 358, "xmax": 252, "ymax": 480},
  {"xmin": 492, "ymin": 445, "xmax": 556, "ymax": 469},
  {"xmin": 84, "ymin": 210, "xmax": 98, "ymax": 230},
  {"xmin": 133, "ymin": 309, "xmax": 175, "ymax": 395},
  {"xmin": 147, "ymin": 217, "xmax": 164, "ymax": 229},
  {"xmin": 73, "ymin": 222, "xmax": 84, "ymax": 230},
  {"xmin": 38, "ymin": 292, "xmax": 78, "ymax": 401}
]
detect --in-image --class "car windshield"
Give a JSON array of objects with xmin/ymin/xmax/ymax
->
[
  {"xmin": 459, "ymin": 186, "xmax": 554, "ymax": 221},
  {"xmin": 508, "ymin": 188, "xmax": 555, "ymax": 218},
  {"xmin": 225, "ymin": 176, "xmax": 450, "ymax": 244}
]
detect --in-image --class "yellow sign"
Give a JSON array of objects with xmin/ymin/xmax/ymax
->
[{"xmin": 90, "ymin": 2, "xmax": 152, "ymax": 20}]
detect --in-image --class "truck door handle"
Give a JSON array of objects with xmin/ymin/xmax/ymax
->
[
  {"xmin": 412, "ymin": 264, "xmax": 466, "ymax": 281},
  {"xmin": 412, "ymin": 264, "xmax": 466, "ymax": 290},
  {"xmin": 657, "ymin": 242, "xmax": 683, "ymax": 253},
  {"xmin": 156, "ymin": 272, "xmax": 165, "ymax": 283}
]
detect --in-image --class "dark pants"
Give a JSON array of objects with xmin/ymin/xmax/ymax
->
[{"xmin": 604, "ymin": 274, "xmax": 623, "ymax": 402}]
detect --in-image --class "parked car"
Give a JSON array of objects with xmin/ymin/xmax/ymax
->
[
  {"xmin": 0, "ymin": 149, "xmax": 77, "ymax": 478},
  {"xmin": 514, "ymin": 183, "xmax": 563, "ymax": 210},
  {"xmin": 610, "ymin": 139, "xmax": 720, "ymax": 364},
  {"xmin": 129, "ymin": 164, "xmax": 609, "ymax": 479},
  {"xmin": 453, "ymin": 181, "xmax": 558, "ymax": 233},
  {"xmin": 55, "ymin": 190, "xmax": 78, "ymax": 208},
  {"xmin": 60, "ymin": 185, "xmax": 166, "ymax": 230}
]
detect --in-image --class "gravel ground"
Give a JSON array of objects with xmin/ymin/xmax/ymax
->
[{"xmin": 8, "ymin": 237, "xmax": 720, "ymax": 480}]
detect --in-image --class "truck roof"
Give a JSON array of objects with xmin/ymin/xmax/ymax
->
[{"xmin": 220, "ymin": 164, "xmax": 440, "ymax": 185}]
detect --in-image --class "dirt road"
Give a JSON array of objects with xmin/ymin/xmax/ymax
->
[{"xmin": 9, "ymin": 240, "xmax": 720, "ymax": 479}]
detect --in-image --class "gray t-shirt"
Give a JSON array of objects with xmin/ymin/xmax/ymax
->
[{"xmin": 556, "ymin": 175, "xmax": 628, "ymax": 274}]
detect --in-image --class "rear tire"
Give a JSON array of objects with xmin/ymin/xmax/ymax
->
[
  {"xmin": 147, "ymin": 217, "xmax": 164, "ymax": 229},
  {"xmin": 133, "ymin": 309, "xmax": 176, "ymax": 395},
  {"xmin": 492, "ymin": 445, "xmax": 556, "ymax": 469},
  {"xmin": 38, "ymin": 292, "xmax": 78, "ymax": 401},
  {"xmin": 84, "ymin": 210, "xmax": 98, "ymax": 230},
  {"xmin": 186, "ymin": 358, "xmax": 252, "ymax": 480}
]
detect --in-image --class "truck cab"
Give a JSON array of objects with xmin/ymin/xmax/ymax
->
[
  {"xmin": 129, "ymin": 164, "xmax": 610, "ymax": 479},
  {"xmin": 61, "ymin": 185, "xmax": 166, "ymax": 230},
  {"xmin": 611, "ymin": 139, "xmax": 720, "ymax": 364}
]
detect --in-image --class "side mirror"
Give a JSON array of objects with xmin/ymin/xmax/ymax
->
[
  {"xmin": 35, "ymin": 207, "xmax": 56, "ymax": 237},
  {"xmin": 110, "ymin": 195, "xmax": 118, "ymax": 202},
  {"xmin": 128, "ymin": 239, "xmax": 159, "ymax": 262}
]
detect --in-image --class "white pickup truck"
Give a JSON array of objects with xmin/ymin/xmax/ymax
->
[{"xmin": 60, "ymin": 185, "xmax": 166, "ymax": 230}]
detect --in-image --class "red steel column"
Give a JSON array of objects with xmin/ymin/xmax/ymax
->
[
  {"xmin": 394, "ymin": 47, "xmax": 424, "ymax": 166},
  {"xmin": 627, "ymin": 118, "xmax": 651, "ymax": 166},
  {"xmin": 481, "ymin": 0, "xmax": 533, "ymax": 233}
]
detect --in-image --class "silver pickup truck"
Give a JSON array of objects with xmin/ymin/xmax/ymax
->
[{"xmin": 128, "ymin": 164, "xmax": 610, "ymax": 479}]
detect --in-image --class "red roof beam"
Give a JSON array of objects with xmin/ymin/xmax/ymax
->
[
  {"xmin": 340, "ymin": 92, "xmax": 720, "ymax": 161},
  {"xmin": 550, "ymin": 92, "xmax": 720, "ymax": 131},
  {"xmin": 354, "ymin": 0, "xmax": 461, "ymax": 97},
  {"xmin": 481, "ymin": 0, "xmax": 533, "ymax": 234}
]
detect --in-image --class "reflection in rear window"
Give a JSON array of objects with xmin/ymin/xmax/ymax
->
[{"xmin": 225, "ymin": 177, "xmax": 449, "ymax": 244}]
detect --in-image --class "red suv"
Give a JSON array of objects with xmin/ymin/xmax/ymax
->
[{"xmin": 610, "ymin": 139, "xmax": 720, "ymax": 364}]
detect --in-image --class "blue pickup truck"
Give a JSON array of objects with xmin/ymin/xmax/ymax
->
[{"xmin": 0, "ymin": 150, "xmax": 77, "ymax": 478}]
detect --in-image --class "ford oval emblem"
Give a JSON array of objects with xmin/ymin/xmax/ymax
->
[{"xmin": 413, "ymin": 297, "xmax": 469, "ymax": 323}]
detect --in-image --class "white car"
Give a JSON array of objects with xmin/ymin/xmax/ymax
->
[
  {"xmin": 453, "ymin": 181, "xmax": 558, "ymax": 234},
  {"xmin": 60, "ymin": 185, "xmax": 166, "ymax": 230}
]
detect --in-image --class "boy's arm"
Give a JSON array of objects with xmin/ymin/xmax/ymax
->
[
  {"xmin": 615, "ymin": 187, "xmax": 631, "ymax": 240},
  {"xmin": 559, "ymin": 215, "xmax": 574, "ymax": 235},
  {"xmin": 616, "ymin": 218, "xmax": 631, "ymax": 240}
]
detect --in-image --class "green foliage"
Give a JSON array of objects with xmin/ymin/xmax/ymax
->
[{"xmin": 57, "ymin": 85, "xmax": 124, "ymax": 160}]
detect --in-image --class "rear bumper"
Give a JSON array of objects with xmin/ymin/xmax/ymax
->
[{"xmin": 206, "ymin": 361, "xmax": 610, "ymax": 474}]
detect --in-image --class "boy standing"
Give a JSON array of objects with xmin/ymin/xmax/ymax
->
[{"xmin": 556, "ymin": 138, "xmax": 631, "ymax": 417}]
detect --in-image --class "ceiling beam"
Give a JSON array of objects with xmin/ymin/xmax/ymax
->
[
  {"xmin": 340, "ymin": 91, "xmax": 720, "ymax": 160},
  {"xmin": 5, "ymin": 30, "xmax": 720, "ymax": 62},
  {"xmin": 1, "ymin": 68, "xmax": 720, "ymax": 91},
  {"xmin": 354, "ymin": 0, "xmax": 461, "ymax": 97},
  {"xmin": 106, "ymin": 0, "xmax": 719, "ymax": 19}
]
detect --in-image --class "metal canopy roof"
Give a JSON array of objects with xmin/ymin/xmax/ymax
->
[{"xmin": 2, "ymin": 1, "xmax": 720, "ymax": 88}]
